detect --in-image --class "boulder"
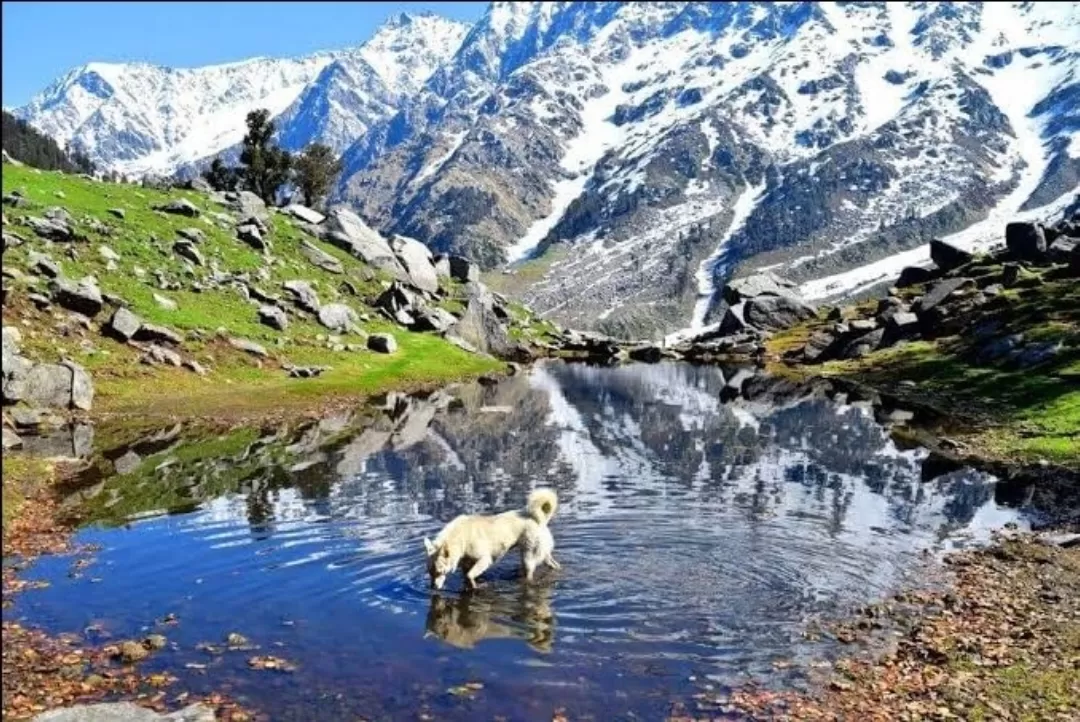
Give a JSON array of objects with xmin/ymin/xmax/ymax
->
[
  {"xmin": 98, "ymin": 245, "xmax": 121, "ymax": 262},
  {"xmin": 107, "ymin": 307, "xmax": 143, "ymax": 341},
  {"xmin": 411, "ymin": 306, "xmax": 458, "ymax": 333},
  {"xmin": 2, "ymin": 329, "xmax": 32, "ymax": 403},
  {"xmin": 230, "ymin": 191, "xmax": 269, "ymax": 223},
  {"xmin": 50, "ymin": 276, "xmax": 103, "ymax": 317},
  {"xmin": 928, "ymin": 237, "xmax": 972, "ymax": 271},
  {"xmin": 913, "ymin": 277, "xmax": 973, "ymax": 314},
  {"xmin": 176, "ymin": 227, "xmax": 205, "ymax": 244},
  {"xmin": 236, "ymin": 224, "xmax": 266, "ymax": 251},
  {"xmin": 153, "ymin": 198, "xmax": 200, "ymax": 217},
  {"xmin": 367, "ymin": 333, "xmax": 398, "ymax": 354},
  {"xmin": 849, "ymin": 318, "xmax": 877, "ymax": 333},
  {"xmin": 20, "ymin": 362, "xmax": 89, "ymax": 410},
  {"xmin": 802, "ymin": 330, "xmax": 836, "ymax": 363},
  {"xmin": 299, "ymin": 240, "xmax": 343, "ymax": 274},
  {"xmin": 743, "ymin": 295, "xmax": 816, "ymax": 331},
  {"xmin": 133, "ymin": 323, "xmax": 182, "ymax": 346},
  {"xmin": 172, "ymin": 240, "xmax": 204, "ymax": 266},
  {"xmin": 840, "ymin": 328, "xmax": 884, "ymax": 359},
  {"xmin": 285, "ymin": 204, "xmax": 325, "ymax": 225},
  {"xmin": 718, "ymin": 302, "xmax": 748, "ymax": 335},
  {"xmin": 722, "ymin": 271, "xmax": 799, "ymax": 305},
  {"xmin": 258, "ymin": 305, "xmax": 288, "ymax": 331},
  {"xmin": 448, "ymin": 256, "xmax": 480, "ymax": 284},
  {"xmin": 883, "ymin": 311, "xmax": 919, "ymax": 344},
  {"xmin": 141, "ymin": 344, "xmax": 182, "ymax": 367},
  {"xmin": 287, "ymin": 365, "xmax": 328, "ymax": 378},
  {"xmin": 24, "ymin": 215, "xmax": 73, "ymax": 241},
  {"xmin": 187, "ymin": 177, "xmax": 213, "ymax": 193},
  {"xmin": 896, "ymin": 265, "xmax": 935, "ymax": 288},
  {"xmin": 246, "ymin": 285, "xmax": 279, "ymax": 305},
  {"xmin": 1005, "ymin": 222, "xmax": 1047, "ymax": 261},
  {"xmin": 2, "ymin": 427, "xmax": 21, "ymax": 450},
  {"xmin": 317, "ymin": 303, "xmax": 359, "ymax": 332},
  {"xmin": 374, "ymin": 281, "xmax": 420, "ymax": 315},
  {"xmin": 391, "ymin": 235, "xmax": 439, "ymax": 293},
  {"xmin": 447, "ymin": 285, "xmax": 512, "ymax": 358},
  {"xmin": 29, "ymin": 250, "xmax": 60, "ymax": 278},
  {"xmin": 320, "ymin": 209, "xmax": 405, "ymax": 276},
  {"xmin": 282, "ymin": 280, "xmax": 320, "ymax": 313},
  {"xmin": 228, "ymin": 337, "xmax": 268, "ymax": 357},
  {"xmin": 1048, "ymin": 236, "xmax": 1077, "ymax": 263},
  {"xmin": 2, "ymin": 229, "xmax": 27, "ymax": 253}
]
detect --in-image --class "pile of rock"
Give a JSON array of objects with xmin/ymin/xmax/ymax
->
[
  {"xmin": 789, "ymin": 215, "xmax": 1079, "ymax": 368},
  {"xmin": 3, "ymin": 326, "xmax": 94, "ymax": 450}
]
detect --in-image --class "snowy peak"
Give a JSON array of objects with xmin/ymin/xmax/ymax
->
[
  {"xmin": 358, "ymin": 12, "xmax": 471, "ymax": 93},
  {"xmin": 13, "ymin": 11, "xmax": 471, "ymax": 174},
  {"xmin": 15, "ymin": 52, "xmax": 336, "ymax": 174},
  {"xmin": 273, "ymin": 13, "xmax": 471, "ymax": 154}
]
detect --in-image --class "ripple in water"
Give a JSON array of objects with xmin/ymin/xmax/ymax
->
[{"xmin": 11, "ymin": 361, "xmax": 1030, "ymax": 721}]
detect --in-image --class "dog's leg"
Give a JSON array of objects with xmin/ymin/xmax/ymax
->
[
  {"xmin": 544, "ymin": 554, "xmax": 561, "ymax": 571},
  {"xmin": 523, "ymin": 552, "xmax": 540, "ymax": 583},
  {"xmin": 465, "ymin": 555, "xmax": 492, "ymax": 590}
]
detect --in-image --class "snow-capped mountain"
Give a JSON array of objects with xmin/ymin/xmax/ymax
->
[
  {"xmin": 12, "ymin": 12, "xmax": 470, "ymax": 174},
  {"xmin": 14, "ymin": 55, "xmax": 336, "ymax": 176},
  {"xmin": 268, "ymin": 12, "xmax": 471, "ymax": 154},
  {"xmin": 13, "ymin": 2, "xmax": 1080, "ymax": 338},
  {"xmin": 336, "ymin": 1, "xmax": 1080, "ymax": 338}
]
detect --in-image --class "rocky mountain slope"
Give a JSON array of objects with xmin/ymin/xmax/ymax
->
[
  {"xmin": 11, "ymin": 12, "xmax": 469, "ymax": 175},
  {"xmin": 339, "ymin": 1, "xmax": 1080, "ymax": 339},
  {"xmin": 1, "ymin": 160, "xmax": 556, "ymax": 437},
  {"xmin": 14, "ymin": 3, "xmax": 1080, "ymax": 340}
]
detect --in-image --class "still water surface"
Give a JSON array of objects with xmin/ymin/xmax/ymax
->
[{"xmin": 10, "ymin": 361, "xmax": 1027, "ymax": 720}]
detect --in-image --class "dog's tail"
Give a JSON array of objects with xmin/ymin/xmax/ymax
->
[{"xmin": 526, "ymin": 488, "xmax": 558, "ymax": 526}]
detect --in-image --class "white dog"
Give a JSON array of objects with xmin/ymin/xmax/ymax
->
[{"xmin": 424, "ymin": 488, "xmax": 560, "ymax": 590}]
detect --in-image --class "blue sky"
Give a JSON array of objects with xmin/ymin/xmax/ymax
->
[{"xmin": 2, "ymin": 1, "xmax": 488, "ymax": 108}]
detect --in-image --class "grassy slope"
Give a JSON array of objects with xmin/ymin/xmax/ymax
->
[
  {"xmin": 767, "ymin": 279, "xmax": 1080, "ymax": 467},
  {"xmin": 2, "ymin": 165, "xmax": 506, "ymax": 417}
]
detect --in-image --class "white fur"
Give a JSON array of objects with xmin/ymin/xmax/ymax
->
[{"xmin": 424, "ymin": 489, "xmax": 560, "ymax": 590}]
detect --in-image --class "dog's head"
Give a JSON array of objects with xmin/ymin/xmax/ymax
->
[{"xmin": 424, "ymin": 537, "xmax": 453, "ymax": 590}]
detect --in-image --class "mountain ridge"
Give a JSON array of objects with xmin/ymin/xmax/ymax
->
[{"xmin": 12, "ymin": 2, "xmax": 1080, "ymax": 338}]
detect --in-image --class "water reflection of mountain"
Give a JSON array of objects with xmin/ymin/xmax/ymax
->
[{"xmin": 74, "ymin": 361, "xmax": 1011, "ymax": 547}]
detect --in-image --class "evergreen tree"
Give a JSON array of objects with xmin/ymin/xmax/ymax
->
[
  {"xmin": 238, "ymin": 109, "xmax": 291, "ymax": 204},
  {"xmin": 203, "ymin": 158, "xmax": 241, "ymax": 191},
  {"xmin": 293, "ymin": 143, "xmax": 343, "ymax": 208}
]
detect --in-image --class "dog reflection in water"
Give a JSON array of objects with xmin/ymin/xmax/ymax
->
[{"xmin": 425, "ymin": 582, "xmax": 556, "ymax": 653}]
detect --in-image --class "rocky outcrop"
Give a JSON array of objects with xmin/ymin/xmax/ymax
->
[
  {"xmin": 447, "ymin": 284, "xmax": 513, "ymax": 358},
  {"xmin": 153, "ymin": 198, "xmax": 200, "ymax": 217},
  {"xmin": 320, "ymin": 208, "xmax": 404, "ymax": 277},
  {"xmin": 50, "ymin": 276, "xmax": 103, "ymax": 317},
  {"xmin": 786, "ymin": 213, "xmax": 1079, "ymax": 366},
  {"xmin": 367, "ymin": 333, "xmax": 397, "ymax": 354}
]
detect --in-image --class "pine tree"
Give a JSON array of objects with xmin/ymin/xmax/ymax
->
[
  {"xmin": 202, "ymin": 158, "xmax": 240, "ymax": 191},
  {"xmin": 238, "ymin": 109, "xmax": 291, "ymax": 204},
  {"xmin": 293, "ymin": 143, "xmax": 343, "ymax": 208}
]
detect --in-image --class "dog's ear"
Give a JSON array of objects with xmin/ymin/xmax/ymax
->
[{"xmin": 423, "ymin": 537, "xmax": 436, "ymax": 556}]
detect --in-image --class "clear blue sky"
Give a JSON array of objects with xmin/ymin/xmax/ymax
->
[{"xmin": 2, "ymin": 1, "xmax": 488, "ymax": 108}]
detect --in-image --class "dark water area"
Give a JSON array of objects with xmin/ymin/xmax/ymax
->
[{"xmin": 6, "ymin": 361, "xmax": 1032, "ymax": 720}]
